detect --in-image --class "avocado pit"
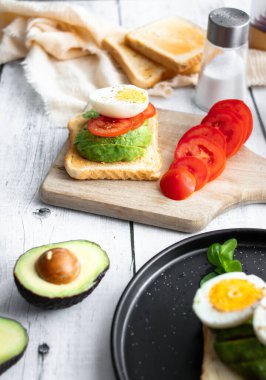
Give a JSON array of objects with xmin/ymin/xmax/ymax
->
[{"xmin": 35, "ymin": 248, "xmax": 80, "ymax": 285}]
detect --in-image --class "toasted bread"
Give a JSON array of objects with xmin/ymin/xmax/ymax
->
[
  {"xmin": 102, "ymin": 33, "xmax": 176, "ymax": 89},
  {"xmin": 126, "ymin": 17, "xmax": 205, "ymax": 73},
  {"xmin": 201, "ymin": 327, "xmax": 243, "ymax": 380},
  {"xmin": 64, "ymin": 113, "xmax": 162, "ymax": 180}
]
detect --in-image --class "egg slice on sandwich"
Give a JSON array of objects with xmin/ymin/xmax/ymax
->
[
  {"xmin": 254, "ymin": 297, "xmax": 266, "ymax": 345},
  {"xmin": 89, "ymin": 85, "xmax": 149, "ymax": 118},
  {"xmin": 193, "ymin": 272, "xmax": 266, "ymax": 329}
]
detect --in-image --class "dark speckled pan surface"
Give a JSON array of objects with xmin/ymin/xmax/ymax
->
[{"xmin": 111, "ymin": 229, "xmax": 266, "ymax": 380}]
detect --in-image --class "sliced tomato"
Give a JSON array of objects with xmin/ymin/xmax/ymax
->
[
  {"xmin": 130, "ymin": 112, "xmax": 145, "ymax": 130},
  {"xmin": 175, "ymin": 136, "xmax": 226, "ymax": 181},
  {"xmin": 87, "ymin": 112, "xmax": 146, "ymax": 137},
  {"xmin": 179, "ymin": 124, "xmax": 227, "ymax": 152},
  {"xmin": 142, "ymin": 103, "xmax": 156, "ymax": 119},
  {"xmin": 208, "ymin": 99, "xmax": 253, "ymax": 143},
  {"xmin": 160, "ymin": 168, "xmax": 196, "ymax": 200},
  {"xmin": 201, "ymin": 110, "xmax": 244, "ymax": 158},
  {"xmin": 88, "ymin": 116, "xmax": 132, "ymax": 137},
  {"xmin": 170, "ymin": 156, "xmax": 209, "ymax": 190}
]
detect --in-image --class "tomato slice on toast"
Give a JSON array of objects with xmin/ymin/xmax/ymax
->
[
  {"xmin": 88, "ymin": 113, "xmax": 145, "ymax": 137},
  {"xmin": 130, "ymin": 113, "xmax": 145, "ymax": 130},
  {"xmin": 142, "ymin": 103, "xmax": 156, "ymax": 119}
]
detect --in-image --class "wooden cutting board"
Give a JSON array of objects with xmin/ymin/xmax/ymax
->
[{"xmin": 40, "ymin": 109, "xmax": 266, "ymax": 233}]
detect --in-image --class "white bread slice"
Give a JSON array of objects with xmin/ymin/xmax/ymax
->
[
  {"xmin": 64, "ymin": 113, "xmax": 162, "ymax": 180},
  {"xmin": 126, "ymin": 17, "xmax": 205, "ymax": 73},
  {"xmin": 102, "ymin": 32, "xmax": 176, "ymax": 89},
  {"xmin": 201, "ymin": 327, "xmax": 243, "ymax": 380}
]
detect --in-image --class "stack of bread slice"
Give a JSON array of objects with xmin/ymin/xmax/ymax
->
[{"xmin": 103, "ymin": 17, "xmax": 205, "ymax": 89}]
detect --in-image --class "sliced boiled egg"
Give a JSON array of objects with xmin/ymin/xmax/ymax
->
[
  {"xmin": 193, "ymin": 272, "xmax": 266, "ymax": 329},
  {"xmin": 90, "ymin": 85, "xmax": 149, "ymax": 119},
  {"xmin": 254, "ymin": 297, "xmax": 266, "ymax": 345}
]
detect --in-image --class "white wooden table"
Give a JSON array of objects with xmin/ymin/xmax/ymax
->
[{"xmin": 1, "ymin": 0, "xmax": 266, "ymax": 379}]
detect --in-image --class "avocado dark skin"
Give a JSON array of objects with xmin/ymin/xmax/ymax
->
[
  {"xmin": 0, "ymin": 351, "xmax": 26, "ymax": 375},
  {"xmin": 14, "ymin": 240, "xmax": 110, "ymax": 310},
  {"xmin": 14, "ymin": 269, "xmax": 108, "ymax": 310},
  {"xmin": 0, "ymin": 317, "xmax": 28, "ymax": 375}
]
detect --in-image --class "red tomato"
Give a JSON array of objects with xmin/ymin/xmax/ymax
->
[
  {"xmin": 142, "ymin": 103, "xmax": 156, "ymax": 119},
  {"xmin": 208, "ymin": 99, "xmax": 253, "ymax": 143},
  {"xmin": 201, "ymin": 110, "xmax": 244, "ymax": 158},
  {"xmin": 160, "ymin": 168, "xmax": 196, "ymax": 200},
  {"xmin": 175, "ymin": 136, "xmax": 226, "ymax": 181},
  {"xmin": 170, "ymin": 156, "xmax": 209, "ymax": 190},
  {"xmin": 130, "ymin": 112, "xmax": 145, "ymax": 130},
  {"xmin": 88, "ymin": 113, "xmax": 145, "ymax": 137},
  {"xmin": 179, "ymin": 124, "xmax": 227, "ymax": 152}
]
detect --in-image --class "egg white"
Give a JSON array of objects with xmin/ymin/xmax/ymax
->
[
  {"xmin": 89, "ymin": 85, "xmax": 149, "ymax": 118},
  {"xmin": 192, "ymin": 272, "xmax": 266, "ymax": 329},
  {"xmin": 254, "ymin": 297, "xmax": 266, "ymax": 346}
]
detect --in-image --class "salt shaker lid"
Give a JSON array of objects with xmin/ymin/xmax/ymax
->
[{"xmin": 207, "ymin": 8, "xmax": 250, "ymax": 48}]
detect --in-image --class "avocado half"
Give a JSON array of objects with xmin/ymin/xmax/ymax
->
[
  {"xmin": 14, "ymin": 240, "xmax": 109, "ymax": 310},
  {"xmin": 0, "ymin": 317, "xmax": 28, "ymax": 375}
]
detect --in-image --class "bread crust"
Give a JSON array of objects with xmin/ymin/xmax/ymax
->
[
  {"xmin": 64, "ymin": 113, "xmax": 162, "ymax": 180},
  {"xmin": 201, "ymin": 327, "xmax": 243, "ymax": 380},
  {"xmin": 102, "ymin": 33, "xmax": 176, "ymax": 88},
  {"xmin": 126, "ymin": 17, "xmax": 205, "ymax": 73}
]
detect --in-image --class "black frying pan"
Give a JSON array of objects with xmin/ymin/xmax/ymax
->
[{"xmin": 111, "ymin": 229, "xmax": 266, "ymax": 380}]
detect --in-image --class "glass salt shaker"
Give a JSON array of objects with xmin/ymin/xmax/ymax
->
[{"xmin": 195, "ymin": 8, "xmax": 250, "ymax": 111}]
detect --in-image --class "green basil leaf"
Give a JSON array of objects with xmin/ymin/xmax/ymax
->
[
  {"xmin": 200, "ymin": 272, "xmax": 217, "ymax": 287},
  {"xmin": 225, "ymin": 260, "xmax": 242, "ymax": 272},
  {"xmin": 83, "ymin": 109, "xmax": 99, "ymax": 119},
  {"xmin": 220, "ymin": 238, "xmax": 237, "ymax": 262},
  {"xmin": 214, "ymin": 267, "xmax": 225, "ymax": 275},
  {"xmin": 207, "ymin": 243, "xmax": 222, "ymax": 267}
]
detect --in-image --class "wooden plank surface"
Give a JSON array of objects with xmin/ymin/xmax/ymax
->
[
  {"xmin": 0, "ymin": 2, "xmax": 133, "ymax": 380},
  {"xmin": 1, "ymin": 0, "xmax": 266, "ymax": 379}
]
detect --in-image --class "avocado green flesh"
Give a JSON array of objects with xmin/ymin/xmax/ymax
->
[
  {"xmin": 0, "ymin": 317, "xmax": 28, "ymax": 365},
  {"xmin": 214, "ymin": 323, "xmax": 266, "ymax": 379},
  {"xmin": 75, "ymin": 122, "xmax": 152, "ymax": 163},
  {"xmin": 14, "ymin": 240, "xmax": 109, "ymax": 298},
  {"xmin": 214, "ymin": 322, "xmax": 254, "ymax": 342},
  {"xmin": 231, "ymin": 359, "xmax": 266, "ymax": 380},
  {"xmin": 215, "ymin": 337, "xmax": 266, "ymax": 364}
]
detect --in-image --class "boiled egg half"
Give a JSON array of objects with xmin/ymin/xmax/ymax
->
[
  {"xmin": 253, "ymin": 297, "xmax": 266, "ymax": 345},
  {"xmin": 90, "ymin": 85, "xmax": 149, "ymax": 118},
  {"xmin": 193, "ymin": 272, "xmax": 266, "ymax": 329}
]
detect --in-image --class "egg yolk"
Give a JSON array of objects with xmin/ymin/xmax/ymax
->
[
  {"xmin": 115, "ymin": 88, "xmax": 146, "ymax": 103},
  {"xmin": 209, "ymin": 279, "xmax": 264, "ymax": 312}
]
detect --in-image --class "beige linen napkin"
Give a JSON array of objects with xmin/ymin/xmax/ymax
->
[
  {"xmin": 0, "ymin": 0, "xmax": 128, "ymax": 125},
  {"xmin": 1, "ymin": 0, "xmax": 266, "ymax": 125}
]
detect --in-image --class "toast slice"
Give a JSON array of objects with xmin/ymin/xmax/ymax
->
[
  {"xmin": 64, "ymin": 113, "xmax": 162, "ymax": 180},
  {"xmin": 102, "ymin": 33, "xmax": 176, "ymax": 89},
  {"xmin": 201, "ymin": 327, "xmax": 243, "ymax": 380},
  {"xmin": 126, "ymin": 17, "xmax": 205, "ymax": 73}
]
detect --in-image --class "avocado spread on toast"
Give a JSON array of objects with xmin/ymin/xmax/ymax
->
[
  {"xmin": 74, "ymin": 120, "xmax": 152, "ymax": 163},
  {"xmin": 214, "ymin": 322, "xmax": 266, "ymax": 379}
]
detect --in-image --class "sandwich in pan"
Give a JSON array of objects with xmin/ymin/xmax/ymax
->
[
  {"xmin": 65, "ymin": 85, "xmax": 162, "ymax": 180},
  {"xmin": 193, "ymin": 271, "xmax": 266, "ymax": 379}
]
